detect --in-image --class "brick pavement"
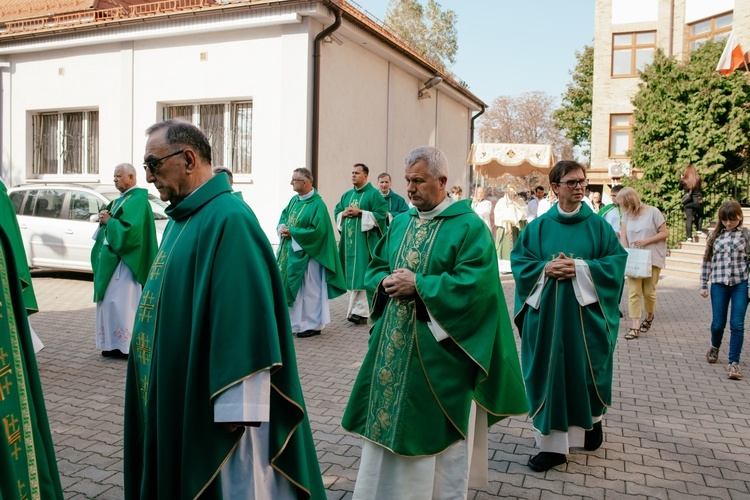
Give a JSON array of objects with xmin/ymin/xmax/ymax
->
[{"xmin": 28, "ymin": 271, "xmax": 750, "ymax": 499}]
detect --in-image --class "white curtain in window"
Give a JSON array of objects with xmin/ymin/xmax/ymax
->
[
  {"xmin": 232, "ymin": 102, "xmax": 252, "ymax": 174},
  {"xmin": 33, "ymin": 114, "xmax": 59, "ymax": 175},
  {"xmin": 200, "ymin": 104, "xmax": 225, "ymax": 167},
  {"xmin": 64, "ymin": 112, "xmax": 83, "ymax": 174}
]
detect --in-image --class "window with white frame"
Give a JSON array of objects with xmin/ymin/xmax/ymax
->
[
  {"xmin": 32, "ymin": 110, "xmax": 99, "ymax": 175},
  {"xmin": 163, "ymin": 102, "xmax": 252, "ymax": 174}
]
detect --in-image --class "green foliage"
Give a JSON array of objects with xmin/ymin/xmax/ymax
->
[
  {"xmin": 553, "ymin": 45, "xmax": 593, "ymax": 160},
  {"xmin": 385, "ymin": 0, "xmax": 458, "ymax": 69},
  {"xmin": 627, "ymin": 41, "xmax": 750, "ymax": 210}
]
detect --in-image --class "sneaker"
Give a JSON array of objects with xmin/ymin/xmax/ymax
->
[
  {"xmin": 706, "ymin": 346, "xmax": 719, "ymax": 364},
  {"xmin": 728, "ymin": 363, "xmax": 743, "ymax": 380}
]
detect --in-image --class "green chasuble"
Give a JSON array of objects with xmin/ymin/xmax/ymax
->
[
  {"xmin": 382, "ymin": 190, "xmax": 409, "ymax": 222},
  {"xmin": 277, "ymin": 190, "xmax": 346, "ymax": 306},
  {"xmin": 0, "ymin": 225, "xmax": 63, "ymax": 500},
  {"xmin": 598, "ymin": 203, "xmax": 616, "ymax": 217},
  {"xmin": 510, "ymin": 203, "xmax": 627, "ymax": 436},
  {"xmin": 91, "ymin": 187, "xmax": 158, "ymax": 302},
  {"xmin": 334, "ymin": 183, "xmax": 388, "ymax": 290},
  {"xmin": 123, "ymin": 175, "xmax": 324, "ymax": 499},
  {"xmin": 0, "ymin": 183, "xmax": 38, "ymax": 314},
  {"xmin": 342, "ymin": 200, "xmax": 528, "ymax": 456}
]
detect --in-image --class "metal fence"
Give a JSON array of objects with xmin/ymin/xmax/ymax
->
[{"xmin": 662, "ymin": 168, "xmax": 750, "ymax": 248}]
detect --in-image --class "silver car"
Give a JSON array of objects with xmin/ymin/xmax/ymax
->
[{"xmin": 8, "ymin": 184, "xmax": 167, "ymax": 272}]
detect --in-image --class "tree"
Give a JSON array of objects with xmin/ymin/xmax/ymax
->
[
  {"xmin": 553, "ymin": 45, "xmax": 593, "ymax": 161},
  {"xmin": 385, "ymin": 0, "xmax": 458, "ymax": 70},
  {"xmin": 478, "ymin": 91, "xmax": 574, "ymax": 161},
  {"xmin": 627, "ymin": 41, "xmax": 750, "ymax": 209}
]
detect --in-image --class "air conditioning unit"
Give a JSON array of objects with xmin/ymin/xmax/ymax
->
[{"xmin": 608, "ymin": 162, "xmax": 630, "ymax": 177}]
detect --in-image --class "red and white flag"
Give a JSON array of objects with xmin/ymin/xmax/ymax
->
[{"xmin": 716, "ymin": 30, "xmax": 745, "ymax": 76}]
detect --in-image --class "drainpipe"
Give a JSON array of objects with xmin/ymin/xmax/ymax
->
[
  {"xmin": 311, "ymin": 5, "xmax": 341, "ymax": 189},
  {"xmin": 469, "ymin": 104, "xmax": 486, "ymax": 189}
]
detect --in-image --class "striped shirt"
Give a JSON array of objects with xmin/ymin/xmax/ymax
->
[{"xmin": 700, "ymin": 228, "xmax": 749, "ymax": 291}]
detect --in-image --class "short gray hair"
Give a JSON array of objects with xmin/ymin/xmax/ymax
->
[
  {"xmin": 115, "ymin": 163, "xmax": 136, "ymax": 178},
  {"xmin": 213, "ymin": 166, "xmax": 233, "ymax": 181},
  {"xmin": 293, "ymin": 168, "xmax": 313, "ymax": 182},
  {"xmin": 404, "ymin": 146, "xmax": 448, "ymax": 179}
]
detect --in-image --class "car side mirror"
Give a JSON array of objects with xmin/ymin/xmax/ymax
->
[{"xmin": 89, "ymin": 214, "xmax": 99, "ymax": 223}]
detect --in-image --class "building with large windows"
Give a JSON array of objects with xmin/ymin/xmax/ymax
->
[
  {"xmin": 0, "ymin": 0, "xmax": 484, "ymax": 241},
  {"xmin": 590, "ymin": 0, "xmax": 748, "ymax": 192}
]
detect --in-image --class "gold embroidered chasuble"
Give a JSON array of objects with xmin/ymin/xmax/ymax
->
[{"xmin": 342, "ymin": 199, "xmax": 527, "ymax": 456}]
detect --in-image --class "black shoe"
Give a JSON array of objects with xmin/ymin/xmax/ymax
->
[
  {"xmin": 584, "ymin": 421, "xmax": 603, "ymax": 451},
  {"xmin": 296, "ymin": 330, "xmax": 321, "ymax": 338},
  {"xmin": 528, "ymin": 452, "xmax": 566, "ymax": 472},
  {"xmin": 102, "ymin": 349, "xmax": 128, "ymax": 359},
  {"xmin": 348, "ymin": 314, "xmax": 367, "ymax": 325},
  {"xmin": 619, "ymin": 310, "xmax": 624, "ymax": 318}
]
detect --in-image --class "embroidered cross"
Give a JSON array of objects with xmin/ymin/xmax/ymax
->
[
  {"xmin": 18, "ymin": 480, "xmax": 27, "ymax": 499},
  {"xmin": 140, "ymin": 375, "xmax": 149, "ymax": 405},
  {"xmin": 0, "ymin": 347, "xmax": 7, "ymax": 364},
  {"xmin": 135, "ymin": 333, "xmax": 151, "ymax": 366},
  {"xmin": 0, "ymin": 362, "xmax": 12, "ymax": 402},
  {"xmin": 137, "ymin": 291, "xmax": 155, "ymax": 323},
  {"xmin": 3, "ymin": 414, "xmax": 21, "ymax": 460},
  {"xmin": 148, "ymin": 252, "xmax": 166, "ymax": 281}
]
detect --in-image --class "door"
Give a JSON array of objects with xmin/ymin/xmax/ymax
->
[{"xmin": 62, "ymin": 190, "xmax": 106, "ymax": 271}]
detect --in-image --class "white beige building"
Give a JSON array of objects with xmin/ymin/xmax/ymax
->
[
  {"xmin": 590, "ymin": 0, "xmax": 748, "ymax": 190},
  {"xmin": 0, "ymin": 0, "xmax": 484, "ymax": 240}
]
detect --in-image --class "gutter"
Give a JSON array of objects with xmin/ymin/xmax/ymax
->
[
  {"xmin": 469, "ymin": 104, "xmax": 486, "ymax": 187},
  {"xmin": 311, "ymin": 3, "xmax": 341, "ymax": 189}
]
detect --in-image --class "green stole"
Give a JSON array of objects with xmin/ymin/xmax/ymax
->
[
  {"xmin": 277, "ymin": 191, "xmax": 345, "ymax": 306},
  {"xmin": 0, "ymin": 230, "xmax": 63, "ymax": 500}
]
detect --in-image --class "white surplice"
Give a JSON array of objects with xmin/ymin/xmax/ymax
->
[{"xmin": 95, "ymin": 260, "xmax": 140, "ymax": 354}]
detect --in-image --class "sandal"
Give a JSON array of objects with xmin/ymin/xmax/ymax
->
[
  {"xmin": 639, "ymin": 315, "xmax": 654, "ymax": 333},
  {"xmin": 625, "ymin": 328, "xmax": 639, "ymax": 340}
]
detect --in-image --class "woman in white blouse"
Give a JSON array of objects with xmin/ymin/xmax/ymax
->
[{"xmin": 617, "ymin": 187, "xmax": 669, "ymax": 340}]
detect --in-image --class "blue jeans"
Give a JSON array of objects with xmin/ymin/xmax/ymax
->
[{"xmin": 710, "ymin": 281, "xmax": 748, "ymax": 364}]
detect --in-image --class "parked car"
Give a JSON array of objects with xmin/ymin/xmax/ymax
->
[{"xmin": 8, "ymin": 184, "xmax": 168, "ymax": 272}]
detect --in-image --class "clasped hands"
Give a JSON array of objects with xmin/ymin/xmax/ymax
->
[
  {"xmin": 98, "ymin": 210, "xmax": 111, "ymax": 225},
  {"xmin": 279, "ymin": 224, "xmax": 291, "ymax": 239},
  {"xmin": 341, "ymin": 206, "xmax": 361, "ymax": 218},
  {"xmin": 544, "ymin": 252, "xmax": 576, "ymax": 281},
  {"xmin": 382, "ymin": 268, "xmax": 416, "ymax": 298}
]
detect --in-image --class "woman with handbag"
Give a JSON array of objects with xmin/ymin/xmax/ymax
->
[
  {"xmin": 679, "ymin": 164, "xmax": 703, "ymax": 243},
  {"xmin": 701, "ymin": 200, "xmax": 748, "ymax": 380},
  {"xmin": 618, "ymin": 187, "xmax": 669, "ymax": 340}
]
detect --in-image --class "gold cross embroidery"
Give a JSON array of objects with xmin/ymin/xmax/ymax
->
[
  {"xmin": 0, "ymin": 347, "xmax": 7, "ymax": 364},
  {"xmin": 135, "ymin": 332, "xmax": 151, "ymax": 366},
  {"xmin": 148, "ymin": 252, "xmax": 167, "ymax": 281},
  {"xmin": 18, "ymin": 480, "xmax": 27, "ymax": 500},
  {"xmin": 139, "ymin": 375, "xmax": 149, "ymax": 405},
  {"xmin": 0, "ymin": 362, "xmax": 12, "ymax": 402},
  {"xmin": 137, "ymin": 291, "xmax": 155, "ymax": 323},
  {"xmin": 3, "ymin": 414, "xmax": 21, "ymax": 460}
]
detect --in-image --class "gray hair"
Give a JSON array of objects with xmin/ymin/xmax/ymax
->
[
  {"xmin": 146, "ymin": 119, "xmax": 212, "ymax": 164},
  {"xmin": 404, "ymin": 146, "xmax": 448, "ymax": 179},
  {"xmin": 115, "ymin": 163, "xmax": 136, "ymax": 178},
  {"xmin": 293, "ymin": 167, "xmax": 314, "ymax": 182}
]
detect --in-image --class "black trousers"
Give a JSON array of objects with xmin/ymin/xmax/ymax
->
[{"xmin": 684, "ymin": 202, "xmax": 703, "ymax": 239}]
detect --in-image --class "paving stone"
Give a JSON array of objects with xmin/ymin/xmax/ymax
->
[{"xmin": 29, "ymin": 271, "xmax": 750, "ymax": 498}]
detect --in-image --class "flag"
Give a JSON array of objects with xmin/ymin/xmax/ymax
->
[{"xmin": 716, "ymin": 30, "xmax": 745, "ymax": 76}]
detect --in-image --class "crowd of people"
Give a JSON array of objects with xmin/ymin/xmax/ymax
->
[{"xmin": 0, "ymin": 119, "xmax": 745, "ymax": 498}]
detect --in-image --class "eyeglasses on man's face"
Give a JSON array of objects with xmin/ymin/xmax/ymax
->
[
  {"xmin": 558, "ymin": 178, "xmax": 589, "ymax": 189},
  {"xmin": 143, "ymin": 149, "xmax": 184, "ymax": 175}
]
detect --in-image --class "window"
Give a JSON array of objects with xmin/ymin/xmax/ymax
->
[
  {"xmin": 69, "ymin": 191, "xmax": 105, "ymax": 221},
  {"xmin": 688, "ymin": 11, "xmax": 732, "ymax": 52},
  {"xmin": 32, "ymin": 110, "xmax": 99, "ymax": 176},
  {"xmin": 163, "ymin": 102, "xmax": 252, "ymax": 174},
  {"xmin": 612, "ymin": 31, "xmax": 656, "ymax": 76},
  {"xmin": 609, "ymin": 114, "xmax": 633, "ymax": 158},
  {"xmin": 34, "ymin": 189, "xmax": 66, "ymax": 219}
]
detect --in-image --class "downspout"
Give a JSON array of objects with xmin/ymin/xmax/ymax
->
[
  {"xmin": 469, "ymin": 104, "xmax": 486, "ymax": 189},
  {"xmin": 312, "ymin": 5, "xmax": 341, "ymax": 189}
]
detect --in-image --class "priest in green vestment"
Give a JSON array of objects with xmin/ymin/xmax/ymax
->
[
  {"xmin": 377, "ymin": 172, "xmax": 409, "ymax": 224},
  {"xmin": 334, "ymin": 163, "xmax": 388, "ymax": 325},
  {"xmin": 124, "ymin": 120, "xmax": 325, "ymax": 499},
  {"xmin": 277, "ymin": 168, "xmax": 346, "ymax": 338},
  {"xmin": 91, "ymin": 164, "xmax": 157, "ymax": 358},
  {"xmin": 0, "ymin": 215, "xmax": 64, "ymax": 500},
  {"xmin": 511, "ymin": 161, "xmax": 627, "ymax": 473},
  {"xmin": 213, "ymin": 166, "xmax": 244, "ymax": 200},
  {"xmin": 342, "ymin": 146, "xmax": 527, "ymax": 498}
]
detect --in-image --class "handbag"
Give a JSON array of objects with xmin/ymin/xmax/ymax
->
[
  {"xmin": 624, "ymin": 248, "xmax": 652, "ymax": 278},
  {"xmin": 680, "ymin": 191, "xmax": 692, "ymax": 204}
]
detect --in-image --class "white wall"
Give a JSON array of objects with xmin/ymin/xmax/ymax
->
[
  {"xmin": 612, "ymin": 0, "xmax": 658, "ymax": 24},
  {"xmin": 685, "ymin": 0, "xmax": 734, "ymax": 24}
]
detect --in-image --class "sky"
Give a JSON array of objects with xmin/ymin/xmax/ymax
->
[{"xmin": 350, "ymin": 0, "xmax": 596, "ymax": 106}]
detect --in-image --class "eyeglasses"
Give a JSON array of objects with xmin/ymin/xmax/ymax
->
[
  {"xmin": 558, "ymin": 178, "xmax": 589, "ymax": 189},
  {"xmin": 143, "ymin": 149, "xmax": 184, "ymax": 175},
  {"xmin": 291, "ymin": 178, "xmax": 307, "ymax": 183}
]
